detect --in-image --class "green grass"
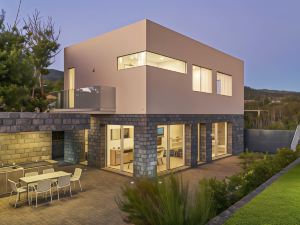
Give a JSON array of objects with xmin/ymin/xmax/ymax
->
[{"xmin": 225, "ymin": 163, "xmax": 300, "ymax": 225}]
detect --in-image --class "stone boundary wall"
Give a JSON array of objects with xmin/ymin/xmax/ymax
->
[
  {"xmin": 207, "ymin": 157, "xmax": 300, "ymax": 225},
  {"xmin": 0, "ymin": 112, "xmax": 90, "ymax": 133},
  {"xmin": 245, "ymin": 129, "xmax": 295, "ymax": 153}
]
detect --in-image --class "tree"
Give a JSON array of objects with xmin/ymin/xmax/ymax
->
[
  {"xmin": 0, "ymin": 10, "xmax": 36, "ymax": 111},
  {"xmin": 23, "ymin": 10, "xmax": 60, "ymax": 96},
  {"xmin": 0, "ymin": 7, "xmax": 60, "ymax": 112}
]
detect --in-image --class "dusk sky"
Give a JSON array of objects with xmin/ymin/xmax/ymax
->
[{"xmin": 2, "ymin": 0, "xmax": 300, "ymax": 91}]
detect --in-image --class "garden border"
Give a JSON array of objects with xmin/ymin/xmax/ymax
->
[{"xmin": 207, "ymin": 157, "xmax": 300, "ymax": 225}]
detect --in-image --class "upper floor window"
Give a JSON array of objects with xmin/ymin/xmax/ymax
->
[
  {"xmin": 217, "ymin": 72, "xmax": 232, "ymax": 96},
  {"xmin": 192, "ymin": 65, "xmax": 212, "ymax": 93},
  {"xmin": 117, "ymin": 51, "xmax": 187, "ymax": 74},
  {"xmin": 68, "ymin": 68, "xmax": 75, "ymax": 108}
]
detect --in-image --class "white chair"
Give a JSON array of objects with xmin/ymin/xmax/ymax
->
[
  {"xmin": 157, "ymin": 149, "xmax": 165, "ymax": 165},
  {"xmin": 8, "ymin": 179, "xmax": 28, "ymax": 208},
  {"xmin": 31, "ymin": 179, "xmax": 53, "ymax": 207},
  {"xmin": 71, "ymin": 168, "xmax": 83, "ymax": 191},
  {"xmin": 43, "ymin": 168, "xmax": 54, "ymax": 174},
  {"xmin": 25, "ymin": 172, "xmax": 39, "ymax": 176},
  {"xmin": 56, "ymin": 175, "xmax": 72, "ymax": 200},
  {"xmin": 43, "ymin": 168, "xmax": 57, "ymax": 185},
  {"xmin": 24, "ymin": 172, "xmax": 38, "ymax": 190}
]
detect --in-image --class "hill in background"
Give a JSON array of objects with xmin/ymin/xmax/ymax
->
[
  {"xmin": 44, "ymin": 69, "xmax": 64, "ymax": 93},
  {"xmin": 244, "ymin": 86, "xmax": 300, "ymax": 130},
  {"xmin": 245, "ymin": 86, "xmax": 300, "ymax": 100},
  {"xmin": 45, "ymin": 69, "xmax": 64, "ymax": 81}
]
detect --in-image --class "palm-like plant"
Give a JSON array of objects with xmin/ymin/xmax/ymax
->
[{"xmin": 116, "ymin": 175, "xmax": 215, "ymax": 225}]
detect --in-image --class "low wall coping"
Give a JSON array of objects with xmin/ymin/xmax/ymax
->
[{"xmin": 0, "ymin": 112, "xmax": 90, "ymax": 133}]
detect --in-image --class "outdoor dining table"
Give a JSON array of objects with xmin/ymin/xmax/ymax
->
[{"xmin": 19, "ymin": 171, "xmax": 72, "ymax": 202}]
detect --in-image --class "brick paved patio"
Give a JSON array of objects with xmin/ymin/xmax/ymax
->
[{"xmin": 0, "ymin": 156, "xmax": 241, "ymax": 225}]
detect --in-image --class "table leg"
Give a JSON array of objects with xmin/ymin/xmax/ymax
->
[{"xmin": 27, "ymin": 184, "xmax": 29, "ymax": 205}]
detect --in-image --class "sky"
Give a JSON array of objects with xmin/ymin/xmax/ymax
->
[{"xmin": 1, "ymin": 0, "xmax": 300, "ymax": 91}]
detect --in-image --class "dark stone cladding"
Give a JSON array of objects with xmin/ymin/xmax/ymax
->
[
  {"xmin": 64, "ymin": 130, "xmax": 85, "ymax": 164},
  {"xmin": 90, "ymin": 114, "xmax": 243, "ymax": 125},
  {"xmin": 0, "ymin": 112, "xmax": 90, "ymax": 133},
  {"xmin": 89, "ymin": 114, "xmax": 244, "ymax": 177}
]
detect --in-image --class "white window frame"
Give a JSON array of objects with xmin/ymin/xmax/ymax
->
[
  {"xmin": 192, "ymin": 65, "xmax": 212, "ymax": 93},
  {"xmin": 117, "ymin": 51, "xmax": 187, "ymax": 74},
  {"xmin": 217, "ymin": 72, "xmax": 232, "ymax": 96}
]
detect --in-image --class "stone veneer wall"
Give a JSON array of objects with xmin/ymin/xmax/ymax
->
[
  {"xmin": 64, "ymin": 130, "xmax": 85, "ymax": 164},
  {"xmin": 134, "ymin": 123, "xmax": 157, "ymax": 177},
  {"xmin": 0, "ymin": 112, "xmax": 90, "ymax": 165},
  {"xmin": 0, "ymin": 131, "xmax": 51, "ymax": 164},
  {"xmin": 88, "ymin": 117, "xmax": 105, "ymax": 168},
  {"xmin": 0, "ymin": 112, "xmax": 90, "ymax": 133},
  {"xmin": 88, "ymin": 114, "xmax": 244, "ymax": 177}
]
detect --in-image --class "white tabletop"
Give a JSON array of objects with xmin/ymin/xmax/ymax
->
[{"xmin": 20, "ymin": 171, "xmax": 72, "ymax": 184}]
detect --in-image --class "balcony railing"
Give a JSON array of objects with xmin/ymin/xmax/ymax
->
[{"xmin": 49, "ymin": 85, "xmax": 116, "ymax": 113}]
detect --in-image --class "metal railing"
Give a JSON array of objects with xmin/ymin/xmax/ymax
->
[
  {"xmin": 291, "ymin": 125, "xmax": 300, "ymax": 151},
  {"xmin": 49, "ymin": 85, "xmax": 116, "ymax": 113}
]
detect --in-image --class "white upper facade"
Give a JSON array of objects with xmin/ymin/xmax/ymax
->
[{"xmin": 64, "ymin": 19, "xmax": 244, "ymax": 114}]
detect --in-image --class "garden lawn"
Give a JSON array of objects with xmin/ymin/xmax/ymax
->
[{"xmin": 225, "ymin": 163, "xmax": 300, "ymax": 225}]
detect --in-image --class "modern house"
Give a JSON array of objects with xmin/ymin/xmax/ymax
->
[
  {"xmin": 0, "ymin": 19, "xmax": 244, "ymax": 179},
  {"xmin": 58, "ymin": 19, "xmax": 244, "ymax": 177}
]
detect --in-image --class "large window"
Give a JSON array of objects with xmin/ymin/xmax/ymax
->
[
  {"xmin": 156, "ymin": 124, "xmax": 185, "ymax": 172},
  {"xmin": 106, "ymin": 125, "xmax": 134, "ymax": 173},
  {"xmin": 212, "ymin": 122, "xmax": 229, "ymax": 159},
  {"xmin": 68, "ymin": 68, "xmax": 75, "ymax": 108},
  {"xmin": 217, "ymin": 72, "xmax": 232, "ymax": 96},
  {"xmin": 192, "ymin": 65, "xmax": 212, "ymax": 93},
  {"xmin": 117, "ymin": 51, "xmax": 187, "ymax": 74}
]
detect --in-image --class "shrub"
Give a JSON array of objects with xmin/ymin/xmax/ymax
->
[
  {"xmin": 226, "ymin": 174, "xmax": 245, "ymax": 205},
  {"xmin": 239, "ymin": 151, "xmax": 266, "ymax": 171},
  {"xmin": 273, "ymin": 148, "xmax": 297, "ymax": 169},
  {"xmin": 295, "ymin": 145, "xmax": 300, "ymax": 157},
  {"xmin": 117, "ymin": 148, "xmax": 298, "ymax": 224},
  {"xmin": 188, "ymin": 180, "xmax": 216, "ymax": 225},
  {"xmin": 116, "ymin": 175, "xmax": 215, "ymax": 225},
  {"xmin": 205, "ymin": 148, "xmax": 299, "ymax": 215},
  {"xmin": 204, "ymin": 178, "xmax": 229, "ymax": 214},
  {"xmin": 241, "ymin": 159, "xmax": 274, "ymax": 195}
]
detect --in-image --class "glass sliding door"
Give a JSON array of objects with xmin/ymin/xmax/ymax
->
[
  {"xmin": 212, "ymin": 122, "xmax": 228, "ymax": 158},
  {"xmin": 157, "ymin": 125, "xmax": 167, "ymax": 172},
  {"xmin": 157, "ymin": 124, "xmax": 185, "ymax": 172},
  {"xmin": 79, "ymin": 129, "xmax": 89, "ymax": 165},
  {"xmin": 106, "ymin": 125, "xmax": 134, "ymax": 173}
]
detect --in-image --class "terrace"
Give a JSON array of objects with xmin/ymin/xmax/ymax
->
[
  {"xmin": 0, "ymin": 157, "xmax": 241, "ymax": 225},
  {"xmin": 50, "ymin": 85, "xmax": 116, "ymax": 114}
]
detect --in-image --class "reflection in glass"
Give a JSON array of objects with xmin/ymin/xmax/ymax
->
[
  {"xmin": 157, "ymin": 124, "xmax": 185, "ymax": 173},
  {"xmin": 212, "ymin": 122, "xmax": 228, "ymax": 158},
  {"xmin": 106, "ymin": 125, "xmax": 134, "ymax": 173},
  {"xmin": 118, "ymin": 51, "xmax": 186, "ymax": 74}
]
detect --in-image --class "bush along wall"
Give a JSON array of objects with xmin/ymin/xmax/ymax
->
[
  {"xmin": 206, "ymin": 147, "xmax": 300, "ymax": 215},
  {"xmin": 116, "ymin": 146, "xmax": 300, "ymax": 225}
]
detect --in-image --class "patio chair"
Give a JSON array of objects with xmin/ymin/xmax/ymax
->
[
  {"xmin": 43, "ymin": 168, "xmax": 57, "ymax": 185},
  {"xmin": 31, "ymin": 179, "xmax": 53, "ymax": 208},
  {"xmin": 56, "ymin": 175, "xmax": 72, "ymax": 200},
  {"xmin": 70, "ymin": 168, "xmax": 83, "ymax": 191},
  {"xmin": 24, "ymin": 172, "xmax": 39, "ymax": 194},
  {"xmin": 43, "ymin": 168, "xmax": 55, "ymax": 174},
  {"xmin": 8, "ymin": 179, "xmax": 28, "ymax": 208}
]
